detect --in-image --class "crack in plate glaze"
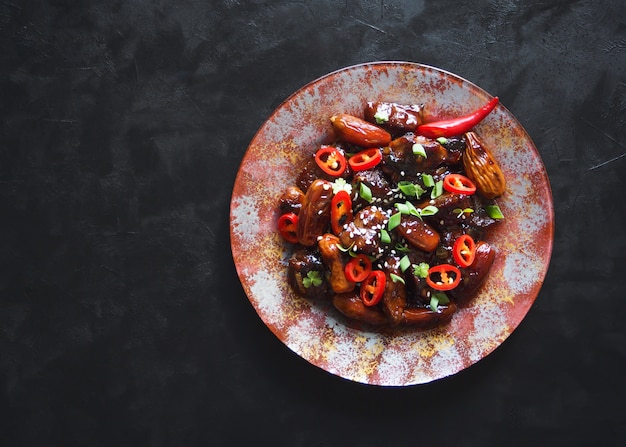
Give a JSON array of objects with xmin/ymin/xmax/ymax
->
[{"xmin": 230, "ymin": 62, "xmax": 554, "ymax": 386}]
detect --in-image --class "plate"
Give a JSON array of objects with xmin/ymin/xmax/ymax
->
[{"xmin": 230, "ymin": 61, "xmax": 554, "ymax": 386}]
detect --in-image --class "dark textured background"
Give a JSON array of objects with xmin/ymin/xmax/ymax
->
[{"xmin": 1, "ymin": 0, "xmax": 625, "ymax": 445}]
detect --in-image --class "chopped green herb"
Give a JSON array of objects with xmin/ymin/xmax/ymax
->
[
  {"xmin": 486, "ymin": 204, "xmax": 504, "ymax": 219},
  {"xmin": 395, "ymin": 202, "xmax": 410, "ymax": 215},
  {"xmin": 453, "ymin": 207, "xmax": 474, "ymax": 218},
  {"xmin": 413, "ymin": 262, "xmax": 429, "ymax": 278},
  {"xmin": 430, "ymin": 180, "xmax": 443, "ymax": 199},
  {"xmin": 429, "ymin": 292, "xmax": 449, "ymax": 311},
  {"xmin": 399, "ymin": 255, "xmax": 411, "ymax": 272},
  {"xmin": 406, "ymin": 201, "xmax": 420, "ymax": 217},
  {"xmin": 422, "ymin": 173, "xmax": 435, "ymax": 188},
  {"xmin": 419, "ymin": 205, "xmax": 439, "ymax": 217},
  {"xmin": 331, "ymin": 177, "xmax": 352, "ymax": 195},
  {"xmin": 398, "ymin": 181, "xmax": 425, "ymax": 198},
  {"xmin": 429, "ymin": 295, "xmax": 439, "ymax": 312},
  {"xmin": 436, "ymin": 137, "xmax": 448, "ymax": 145},
  {"xmin": 374, "ymin": 110, "xmax": 390, "ymax": 124},
  {"xmin": 303, "ymin": 271, "xmax": 322, "ymax": 288},
  {"xmin": 433, "ymin": 292, "xmax": 450, "ymax": 304},
  {"xmin": 388, "ymin": 212, "xmax": 401, "ymax": 231},
  {"xmin": 335, "ymin": 242, "xmax": 355, "ymax": 253},
  {"xmin": 380, "ymin": 228, "xmax": 391, "ymax": 244},
  {"xmin": 412, "ymin": 143, "xmax": 427, "ymax": 158},
  {"xmin": 390, "ymin": 273, "xmax": 405, "ymax": 284},
  {"xmin": 359, "ymin": 182, "xmax": 373, "ymax": 203},
  {"xmin": 394, "ymin": 243, "xmax": 411, "ymax": 253}
]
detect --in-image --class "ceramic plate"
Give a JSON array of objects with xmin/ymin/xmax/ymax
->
[{"xmin": 230, "ymin": 61, "xmax": 554, "ymax": 386}]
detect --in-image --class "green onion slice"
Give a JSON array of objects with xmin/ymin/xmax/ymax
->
[
  {"xmin": 486, "ymin": 204, "xmax": 504, "ymax": 219},
  {"xmin": 412, "ymin": 143, "xmax": 427, "ymax": 158},
  {"xmin": 390, "ymin": 273, "xmax": 405, "ymax": 284},
  {"xmin": 431, "ymin": 180, "xmax": 443, "ymax": 199},
  {"xmin": 380, "ymin": 228, "xmax": 391, "ymax": 244},
  {"xmin": 422, "ymin": 173, "xmax": 434, "ymax": 187},
  {"xmin": 359, "ymin": 183, "xmax": 373, "ymax": 203},
  {"xmin": 419, "ymin": 205, "xmax": 439, "ymax": 217},
  {"xmin": 399, "ymin": 255, "xmax": 411, "ymax": 272},
  {"xmin": 387, "ymin": 212, "xmax": 401, "ymax": 231}
]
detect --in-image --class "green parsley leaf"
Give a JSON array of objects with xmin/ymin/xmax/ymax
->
[
  {"xmin": 374, "ymin": 110, "xmax": 390, "ymax": 124},
  {"xmin": 413, "ymin": 262, "xmax": 429, "ymax": 278},
  {"xmin": 303, "ymin": 271, "xmax": 322, "ymax": 288}
]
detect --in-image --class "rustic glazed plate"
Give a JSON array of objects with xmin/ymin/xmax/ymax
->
[{"xmin": 230, "ymin": 61, "xmax": 554, "ymax": 386}]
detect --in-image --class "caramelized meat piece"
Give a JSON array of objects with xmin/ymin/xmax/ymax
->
[
  {"xmin": 318, "ymin": 233, "xmax": 355, "ymax": 294},
  {"xmin": 448, "ymin": 241, "xmax": 496, "ymax": 306},
  {"xmin": 332, "ymin": 292, "xmax": 388, "ymax": 326},
  {"xmin": 364, "ymin": 101, "xmax": 424, "ymax": 136},
  {"xmin": 279, "ymin": 186, "xmax": 305, "ymax": 214},
  {"xmin": 397, "ymin": 215, "xmax": 440, "ymax": 252},
  {"xmin": 382, "ymin": 134, "xmax": 462, "ymax": 183},
  {"xmin": 287, "ymin": 249, "xmax": 329, "ymax": 300},
  {"xmin": 339, "ymin": 205, "xmax": 388, "ymax": 257}
]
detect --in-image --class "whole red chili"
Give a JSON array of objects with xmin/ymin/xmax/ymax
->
[{"xmin": 417, "ymin": 97, "xmax": 499, "ymax": 138}]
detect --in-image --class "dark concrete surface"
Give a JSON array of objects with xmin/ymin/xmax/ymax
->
[{"xmin": 1, "ymin": 0, "xmax": 625, "ymax": 445}]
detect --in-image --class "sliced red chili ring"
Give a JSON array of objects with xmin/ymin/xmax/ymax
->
[
  {"xmin": 278, "ymin": 212, "xmax": 299, "ymax": 244},
  {"xmin": 425, "ymin": 264, "xmax": 461, "ymax": 291},
  {"xmin": 360, "ymin": 270, "xmax": 386, "ymax": 306},
  {"xmin": 348, "ymin": 148, "xmax": 382, "ymax": 171},
  {"xmin": 344, "ymin": 254, "xmax": 372, "ymax": 283},
  {"xmin": 443, "ymin": 173, "xmax": 477, "ymax": 195},
  {"xmin": 314, "ymin": 145, "xmax": 347, "ymax": 176},
  {"xmin": 452, "ymin": 234, "xmax": 477, "ymax": 268},
  {"xmin": 330, "ymin": 190, "xmax": 353, "ymax": 235}
]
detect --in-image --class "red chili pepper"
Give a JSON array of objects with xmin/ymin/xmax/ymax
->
[
  {"xmin": 330, "ymin": 190, "xmax": 353, "ymax": 235},
  {"xmin": 452, "ymin": 234, "xmax": 477, "ymax": 268},
  {"xmin": 443, "ymin": 173, "xmax": 477, "ymax": 195},
  {"xmin": 344, "ymin": 254, "xmax": 372, "ymax": 283},
  {"xmin": 314, "ymin": 145, "xmax": 347, "ymax": 176},
  {"xmin": 278, "ymin": 212, "xmax": 299, "ymax": 244},
  {"xmin": 425, "ymin": 264, "xmax": 461, "ymax": 291},
  {"xmin": 348, "ymin": 148, "xmax": 382, "ymax": 171},
  {"xmin": 416, "ymin": 97, "xmax": 499, "ymax": 138},
  {"xmin": 360, "ymin": 270, "xmax": 386, "ymax": 306}
]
